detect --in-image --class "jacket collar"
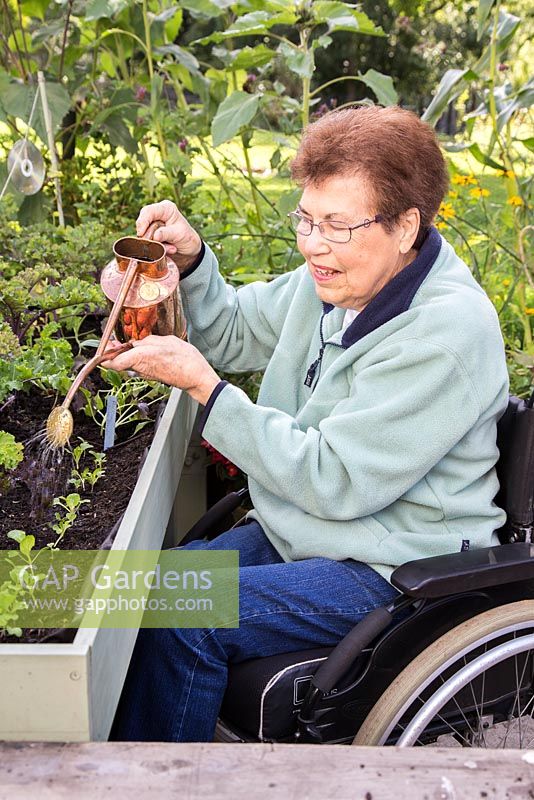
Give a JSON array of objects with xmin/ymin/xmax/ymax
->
[{"xmin": 331, "ymin": 226, "xmax": 442, "ymax": 348}]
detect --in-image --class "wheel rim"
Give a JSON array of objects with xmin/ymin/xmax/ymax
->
[
  {"xmin": 378, "ymin": 620, "xmax": 534, "ymax": 746},
  {"xmin": 397, "ymin": 632, "xmax": 534, "ymax": 747},
  {"xmin": 354, "ymin": 601, "xmax": 534, "ymax": 747}
]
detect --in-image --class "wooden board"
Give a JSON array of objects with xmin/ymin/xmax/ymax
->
[
  {"xmin": 0, "ymin": 389, "xmax": 197, "ymax": 741},
  {"xmin": 0, "ymin": 742, "xmax": 532, "ymax": 799}
]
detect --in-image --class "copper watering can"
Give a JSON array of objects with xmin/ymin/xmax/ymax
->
[
  {"xmin": 45, "ymin": 227, "xmax": 187, "ymax": 448},
  {"xmin": 100, "ymin": 232, "xmax": 187, "ymax": 342}
]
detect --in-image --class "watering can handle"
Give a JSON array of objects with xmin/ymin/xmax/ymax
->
[{"xmin": 96, "ymin": 258, "xmax": 140, "ymax": 357}]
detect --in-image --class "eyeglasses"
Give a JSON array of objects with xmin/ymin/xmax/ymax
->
[{"xmin": 288, "ymin": 211, "xmax": 383, "ymax": 244}]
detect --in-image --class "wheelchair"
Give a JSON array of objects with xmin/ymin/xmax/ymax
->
[{"xmin": 181, "ymin": 391, "xmax": 534, "ymax": 748}]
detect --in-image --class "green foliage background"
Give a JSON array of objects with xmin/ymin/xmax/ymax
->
[{"xmin": 0, "ymin": 0, "xmax": 532, "ymax": 406}]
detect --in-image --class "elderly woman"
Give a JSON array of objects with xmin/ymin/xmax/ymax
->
[{"xmin": 108, "ymin": 106, "xmax": 508, "ymax": 742}]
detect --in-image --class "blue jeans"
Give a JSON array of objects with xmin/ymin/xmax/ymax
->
[{"xmin": 110, "ymin": 521, "xmax": 398, "ymax": 742}]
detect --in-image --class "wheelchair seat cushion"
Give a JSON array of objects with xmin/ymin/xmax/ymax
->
[{"xmin": 220, "ymin": 647, "xmax": 333, "ymax": 741}]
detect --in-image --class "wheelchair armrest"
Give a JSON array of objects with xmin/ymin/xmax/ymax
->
[{"xmin": 391, "ymin": 542, "xmax": 534, "ymax": 599}]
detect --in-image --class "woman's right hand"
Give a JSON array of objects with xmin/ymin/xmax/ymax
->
[{"xmin": 136, "ymin": 199, "xmax": 203, "ymax": 271}]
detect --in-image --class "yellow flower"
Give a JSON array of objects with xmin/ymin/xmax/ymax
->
[
  {"xmin": 438, "ymin": 201, "xmax": 456, "ymax": 220},
  {"xmin": 499, "ymin": 169, "xmax": 514, "ymax": 178},
  {"xmin": 448, "ymin": 190, "xmax": 458, "ymax": 199},
  {"xmin": 525, "ymin": 307, "xmax": 534, "ymax": 316},
  {"xmin": 436, "ymin": 221, "xmax": 448, "ymax": 230},
  {"xmin": 451, "ymin": 173, "xmax": 477, "ymax": 186},
  {"xmin": 469, "ymin": 187, "xmax": 490, "ymax": 198},
  {"xmin": 507, "ymin": 195, "xmax": 524, "ymax": 206},
  {"xmin": 502, "ymin": 279, "xmax": 511, "ymax": 287}
]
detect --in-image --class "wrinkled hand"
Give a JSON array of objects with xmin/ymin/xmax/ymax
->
[
  {"xmin": 136, "ymin": 200, "xmax": 202, "ymax": 272},
  {"xmin": 101, "ymin": 335, "xmax": 220, "ymax": 406}
]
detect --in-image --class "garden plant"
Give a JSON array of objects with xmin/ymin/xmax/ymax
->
[{"xmin": 0, "ymin": 0, "xmax": 532, "ymax": 643}]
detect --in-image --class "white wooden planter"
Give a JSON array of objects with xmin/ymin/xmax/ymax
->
[{"xmin": 0, "ymin": 388, "xmax": 197, "ymax": 742}]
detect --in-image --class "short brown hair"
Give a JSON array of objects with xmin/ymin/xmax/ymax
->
[{"xmin": 291, "ymin": 106, "xmax": 448, "ymax": 249}]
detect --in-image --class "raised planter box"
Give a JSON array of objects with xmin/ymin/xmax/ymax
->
[{"xmin": 0, "ymin": 388, "xmax": 197, "ymax": 742}]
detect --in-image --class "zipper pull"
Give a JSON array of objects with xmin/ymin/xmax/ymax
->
[
  {"xmin": 305, "ymin": 359, "xmax": 319, "ymax": 387},
  {"xmin": 304, "ymin": 346, "xmax": 325, "ymax": 388}
]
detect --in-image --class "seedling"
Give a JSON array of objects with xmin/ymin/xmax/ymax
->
[{"xmin": 48, "ymin": 493, "xmax": 89, "ymax": 549}]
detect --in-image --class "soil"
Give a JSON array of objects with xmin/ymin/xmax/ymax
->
[
  {"xmin": 0, "ymin": 385, "xmax": 164, "ymax": 645},
  {"xmin": 0, "ymin": 389, "xmax": 160, "ymax": 549}
]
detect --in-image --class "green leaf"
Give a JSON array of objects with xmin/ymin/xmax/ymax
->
[
  {"xmin": 474, "ymin": 10, "xmax": 520, "ymax": 74},
  {"xmin": 18, "ymin": 192, "xmax": 51, "ymax": 225},
  {"xmin": 84, "ymin": 0, "xmax": 130, "ymax": 21},
  {"xmin": 65, "ymin": 494, "xmax": 81, "ymax": 511},
  {"xmin": 278, "ymin": 187, "xmax": 301, "ymax": 216},
  {"xmin": 19, "ymin": 535, "xmax": 35, "ymax": 559},
  {"xmin": 20, "ymin": 0, "xmax": 51, "ymax": 19},
  {"xmin": 422, "ymin": 68, "xmax": 477, "ymax": 127},
  {"xmin": 7, "ymin": 530, "xmax": 26, "ymax": 544},
  {"xmin": 229, "ymin": 45, "xmax": 274, "ymax": 71},
  {"xmin": 467, "ymin": 143, "xmax": 505, "ymax": 171},
  {"xmin": 153, "ymin": 5, "xmax": 180, "ymax": 22},
  {"xmin": 2, "ymin": 80, "xmax": 71, "ymax": 144},
  {"xmin": 211, "ymin": 91, "xmax": 260, "ymax": 147},
  {"xmin": 496, "ymin": 78, "xmax": 534, "ymax": 132},
  {"xmin": 312, "ymin": 34, "xmax": 333, "ymax": 51},
  {"xmin": 477, "ymin": 0, "xmax": 495, "ymax": 40},
  {"xmin": 178, "ymin": 0, "xmax": 227, "ymax": 18},
  {"xmin": 278, "ymin": 42, "xmax": 315, "ymax": 79},
  {"xmin": 165, "ymin": 7, "xmax": 183, "ymax": 40},
  {"xmin": 100, "ymin": 112, "xmax": 137, "ymax": 154},
  {"xmin": 357, "ymin": 69, "xmax": 397, "ymax": 106},
  {"xmin": 154, "ymin": 44, "xmax": 200, "ymax": 75},
  {"xmin": 197, "ymin": 10, "xmax": 296, "ymax": 43},
  {"xmin": 517, "ymin": 136, "xmax": 534, "ymax": 153},
  {"xmin": 312, "ymin": 2, "xmax": 385, "ymax": 37}
]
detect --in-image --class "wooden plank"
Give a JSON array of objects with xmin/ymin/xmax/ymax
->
[{"xmin": 0, "ymin": 742, "xmax": 532, "ymax": 800}]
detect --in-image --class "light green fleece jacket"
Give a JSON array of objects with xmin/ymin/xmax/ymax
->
[{"xmin": 180, "ymin": 229, "xmax": 509, "ymax": 581}]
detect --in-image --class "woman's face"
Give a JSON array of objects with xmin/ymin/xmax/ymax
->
[{"xmin": 297, "ymin": 174, "xmax": 418, "ymax": 310}]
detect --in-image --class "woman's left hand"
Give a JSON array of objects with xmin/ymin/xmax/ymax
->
[{"xmin": 101, "ymin": 335, "xmax": 221, "ymax": 406}]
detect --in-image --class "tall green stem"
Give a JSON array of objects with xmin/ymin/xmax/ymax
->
[
  {"xmin": 141, "ymin": 0, "xmax": 178, "ymax": 203},
  {"xmin": 300, "ymin": 29, "xmax": 311, "ymax": 129}
]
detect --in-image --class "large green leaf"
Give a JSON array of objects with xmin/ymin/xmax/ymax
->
[
  {"xmin": 278, "ymin": 42, "xmax": 315, "ymax": 79},
  {"xmin": 20, "ymin": 0, "xmax": 51, "ymax": 19},
  {"xmin": 358, "ymin": 69, "xmax": 397, "ymax": 106},
  {"xmin": 496, "ymin": 78, "xmax": 534, "ymax": 132},
  {"xmin": 229, "ymin": 45, "xmax": 275, "ymax": 71},
  {"xmin": 31, "ymin": 19, "xmax": 66, "ymax": 43},
  {"xmin": 2, "ymin": 80, "xmax": 71, "ymax": 144},
  {"xmin": 178, "ymin": 0, "xmax": 228, "ymax": 18},
  {"xmin": 211, "ymin": 91, "xmax": 260, "ymax": 147},
  {"xmin": 153, "ymin": 5, "xmax": 180, "ymax": 22},
  {"xmin": 91, "ymin": 104, "xmax": 137, "ymax": 153},
  {"xmin": 154, "ymin": 44, "xmax": 200, "ymax": 75},
  {"xmin": 474, "ymin": 10, "xmax": 520, "ymax": 74},
  {"xmin": 422, "ymin": 68, "xmax": 477, "ymax": 127},
  {"xmin": 468, "ymin": 142, "xmax": 505, "ymax": 171},
  {"xmin": 312, "ymin": 2, "xmax": 385, "ymax": 37},
  {"xmin": 477, "ymin": 0, "xmax": 495, "ymax": 39},
  {"xmin": 84, "ymin": 0, "xmax": 130, "ymax": 20},
  {"xmin": 18, "ymin": 192, "xmax": 51, "ymax": 225},
  {"xmin": 197, "ymin": 10, "xmax": 297, "ymax": 44}
]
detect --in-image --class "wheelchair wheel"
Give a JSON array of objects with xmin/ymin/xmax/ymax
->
[{"xmin": 354, "ymin": 600, "xmax": 534, "ymax": 747}]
